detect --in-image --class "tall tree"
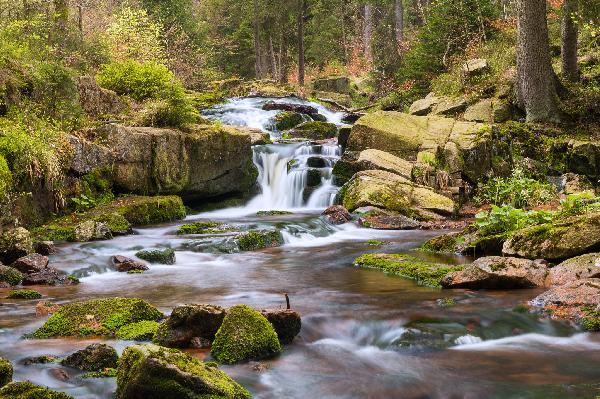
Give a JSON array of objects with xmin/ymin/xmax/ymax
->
[
  {"xmin": 394, "ymin": 0, "xmax": 404, "ymax": 50},
  {"xmin": 363, "ymin": 3, "xmax": 373, "ymax": 62},
  {"xmin": 253, "ymin": 0, "xmax": 265, "ymax": 78},
  {"xmin": 516, "ymin": 0, "xmax": 561, "ymax": 122},
  {"xmin": 298, "ymin": 0, "xmax": 306, "ymax": 86},
  {"xmin": 561, "ymin": 0, "xmax": 579, "ymax": 81}
]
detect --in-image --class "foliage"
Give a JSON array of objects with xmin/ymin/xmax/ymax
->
[
  {"xmin": 475, "ymin": 168, "xmax": 557, "ymax": 208},
  {"xmin": 7, "ymin": 289, "xmax": 42, "ymax": 299},
  {"xmin": 474, "ymin": 205, "xmax": 554, "ymax": 236},
  {"xmin": 558, "ymin": 192, "xmax": 600, "ymax": 217},
  {"xmin": 0, "ymin": 155, "xmax": 11, "ymax": 199},
  {"xmin": 71, "ymin": 194, "xmax": 98, "ymax": 212},
  {"xmin": 96, "ymin": 60, "xmax": 175, "ymax": 101}
]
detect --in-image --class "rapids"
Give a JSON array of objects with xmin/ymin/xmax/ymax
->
[{"xmin": 1, "ymin": 97, "xmax": 600, "ymax": 399}]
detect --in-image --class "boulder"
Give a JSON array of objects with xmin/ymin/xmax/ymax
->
[
  {"xmin": 547, "ymin": 253, "xmax": 600, "ymax": 286},
  {"xmin": 337, "ymin": 126, "xmax": 352, "ymax": 151},
  {"xmin": 22, "ymin": 267, "xmax": 69, "ymax": 286},
  {"xmin": 332, "ymin": 149, "xmax": 413, "ymax": 184},
  {"xmin": 359, "ymin": 214, "xmax": 419, "ymax": 230},
  {"xmin": 61, "ymin": 344, "xmax": 118, "ymax": 371},
  {"xmin": 433, "ymin": 97, "xmax": 467, "ymax": 116},
  {"xmin": 0, "ymin": 357, "xmax": 11, "ymax": 388},
  {"xmin": 462, "ymin": 58, "xmax": 490, "ymax": 76},
  {"xmin": 306, "ymin": 169, "xmax": 322, "ymax": 187},
  {"xmin": 503, "ymin": 212, "xmax": 600, "ymax": 260},
  {"xmin": 211, "ymin": 304, "xmax": 281, "ymax": 364},
  {"xmin": 35, "ymin": 241, "xmax": 57, "ymax": 256},
  {"xmin": 421, "ymin": 226, "xmax": 506, "ymax": 256},
  {"xmin": 236, "ymin": 230, "xmax": 284, "ymax": 251},
  {"xmin": 135, "ymin": 249, "xmax": 176, "ymax": 265},
  {"xmin": 74, "ymin": 220, "xmax": 112, "ymax": 242},
  {"xmin": 463, "ymin": 99, "xmax": 493, "ymax": 123},
  {"xmin": 116, "ymin": 320, "xmax": 160, "ymax": 341},
  {"xmin": 111, "ymin": 255, "xmax": 149, "ymax": 273},
  {"xmin": 0, "ymin": 265, "xmax": 23, "ymax": 287},
  {"xmin": 66, "ymin": 134, "xmax": 114, "ymax": 175},
  {"xmin": 261, "ymin": 309, "xmax": 301, "ymax": 345},
  {"xmin": 0, "ymin": 228, "xmax": 33, "ymax": 265},
  {"xmin": 272, "ymin": 111, "xmax": 307, "ymax": 131},
  {"xmin": 116, "ymin": 344, "xmax": 250, "ymax": 399},
  {"xmin": 341, "ymin": 170, "xmax": 455, "ymax": 220},
  {"xmin": 154, "ymin": 304, "xmax": 227, "ymax": 348},
  {"xmin": 492, "ymin": 98, "xmax": 513, "ymax": 123},
  {"xmin": 441, "ymin": 257, "xmax": 549, "ymax": 289},
  {"xmin": 409, "ymin": 96, "xmax": 439, "ymax": 116},
  {"xmin": 242, "ymin": 128, "xmax": 271, "ymax": 145},
  {"xmin": 312, "ymin": 76, "xmax": 351, "ymax": 94},
  {"xmin": 11, "ymin": 254, "xmax": 49, "ymax": 274},
  {"xmin": 561, "ymin": 173, "xmax": 595, "ymax": 195},
  {"xmin": 306, "ymin": 156, "xmax": 327, "ymax": 168},
  {"xmin": 322, "ymin": 205, "xmax": 352, "ymax": 225},
  {"xmin": 0, "ymin": 382, "xmax": 74, "ymax": 399},
  {"xmin": 77, "ymin": 75, "xmax": 125, "ymax": 118},
  {"xmin": 262, "ymin": 101, "xmax": 320, "ymax": 118},
  {"xmin": 567, "ymin": 140, "xmax": 600, "ymax": 179},
  {"xmin": 33, "ymin": 297, "xmax": 163, "ymax": 338},
  {"xmin": 288, "ymin": 121, "xmax": 338, "ymax": 140}
]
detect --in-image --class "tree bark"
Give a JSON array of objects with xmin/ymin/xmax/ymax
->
[
  {"xmin": 253, "ymin": 0, "xmax": 265, "ymax": 79},
  {"xmin": 561, "ymin": 0, "xmax": 579, "ymax": 81},
  {"xmin": 516, "ymin": 0, "xmax": 561, "ymax": 122},
  {"xmin": 394, "ymin": 0, "xmax": 404, "ymax": 50},
  {"xmin": 363, "ymin": 3, "xmax": 373, "ymax": 62},
  {"xmin": 297, "ymin": 0, "xmax": 306, "ymax": 86},
  {"xmin": 269, "ymin": 34, "xmax": 278, "ymax": 80}
]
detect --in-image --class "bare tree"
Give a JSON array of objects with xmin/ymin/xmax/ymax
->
[
  {"xmin": 298, "ymin": 0, "xmax": 306, "ymax": 86},
  {"xmin": 363, "ymin": 3, "xmax": 373, "ymax": 62},
  {"xmin": 561, "ymin": 0, "xmax": 579, "ymax": 81}
]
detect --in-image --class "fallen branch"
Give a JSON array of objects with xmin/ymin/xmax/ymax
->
[{"xmin": 316, "ymin": 97, "xmax": 375, "ymax": 115}]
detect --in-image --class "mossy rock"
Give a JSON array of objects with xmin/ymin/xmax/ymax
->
[
  {"xmin": 354, "ymin": 253, "xmax": 463, "ymax": 288},
  {"xmin": 0, "ymin": 228, "xmax": 33, "ymax": 264},
  {"xmin": 61, "ymin": 344, "xmax": 119, "ymax": 371},
  {"xmin": 135, "ymin": 249, "xmax": 176, "ymax": 265},
  {"xmin": 0, "ymin": 358, "xmax": 11, "ymax": 388},
  {"xmin": 117, "ymin": 320, "xmax": 160, "ymax": 341},
  {"xmin": 7, "ymin": 289, "xmax": 42, "ymax": 299},
  {"xmin": 0, "ymin": 382, "xmax": 73, "ymax": 399},
  {"xmin": 33, "ymin": 297, "xmax": 163, "ymax": 338},
  {"xmin": 80, "ymin": 368, "xmax": 118, "ymax": 379},
  {"xmin": 177, "ymin": 221, "xmax": 232, "ymax": 235},
  {"xmin": 116, "ymin": 344, "xmax": 251, "ymax": 399},
  {"xmin": 115, "ymin": 196, "xmax": 186, "ymax": 226},
  {"xmin": 0, "ymin": 265, "xmax": 23, "ymax": 286},
  {"xmin": 273, "ymin": 111, "xmax": 307, "ymax": 131},
  {"xmin": 93, "ymin": 212, "xmax": 131, "ymax": 235},
  {"xmin": 236, "ymin": 230, "xmax": 284, "ymax": 251},
  {"xmin": 211, "ymin": 304, "xmax": 281, "ymax": 364},
  {"xmin": 289, "ymin": 121, "xmax": 338, "ymax": 140}
]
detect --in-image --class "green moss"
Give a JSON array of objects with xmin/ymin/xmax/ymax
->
[
  {"xmin": 116, "ymin": 196, "xmax": 186, "ymax": 226},
  {"xmin": 7, "ymin": 289, "xmax": 42, "ymax": 299},
  {"xmin": 177, "ymin": 221, "xmax": 232, "ymax": 235},
  {"xmin": 0, "ymin": 266, "xmax": 23, "ymax": 286},
  {"xmin": 236, "ymin": 230, "xmax": 284, "ymax": 251},
  {"xmin": 274, "ymin": 111, "xmax": 306, "ymax": 131},
  {"xmin": 420, "ymin": 233, "xmax": 460, "ymax": 253},
  {"xmin": 581, "ymin": 306, "xmax": 600, "ymax": 332},
  {"xmin": 116, "ymin": 344, "xmax": 251, "ymax": 399},
  {"xmin": 0, "ymin": 155, "xmax": 12, "ymax": 199},
  {"xmin": 354, "ymin": 253, "xmax": 464, "ymax": 288},
  {"xmin": 80, "ymin": 368, "xmax": 117, "ymax": 379},
  {"xmin": 33, "ymin": 298, "xmax": 163, "ymax": 338},
  {"xmin": 0, "ymin": 358, "xmax": 11, "ymax": 388},
  {"xmin": 437, "ymin": 298, "xmax": 457, "ymax": 308},
  {"xmin": 290, "ymin": 121, "xmax": 338, "ymax": 140},
  {"xmin": 93, "ymin": 213, "xmax": 131, "ymax": 234},
  {"xmin": 127, "ymin": 269, "xmax": 146, "ymax": 274},
  {"xmin": 211, "ymin": 304, "xmax": 281, "ymax": 364},
  {"xmin": 0, "ymin": 382, "xmax": 73, "ymax": 399},
  {"xmin": 117, "ymin": 321, "xmax": 160, "ymax": 341},
  {"xmin": 135, "ymin": 248, "xmax": 176, "ymax": 265},
  {"xmin": 366, "ymin": 240, "xmax": 387, "ymax": 246}
]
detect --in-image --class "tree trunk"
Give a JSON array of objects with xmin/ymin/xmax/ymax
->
[
  {"xmin": 561, "ymin": 0, "xmax": 579, "ymax": 81},
  {"xmin": 394, "ymin": 0, "xmax": 404, "ymax": 50},
  {"xmin": 363, "ymin": 3, "xmax": 373, "ymax": 62},
  {"xmin": 253, "ymin": 0, "xmax": 265, "ymax": 79},
  {"xmin": 77, "ymin": 2, "xmax": 83, "ymax": 33},
  {"xmin": 269, "ymin": 34, "xmax": 278, "ymax": 80},
  {"xmin": 516, "ymin": 0, "xmax": 561, "ymax": 122},
  {"xmin": 297, "ymin": 0, "xmax": 306, "ymax": 86}
]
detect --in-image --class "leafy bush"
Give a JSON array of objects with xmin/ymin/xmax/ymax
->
[
  {"xmin": 475, "ymin": 168, "xmax": 557, "ymax": 208},
  {"xmin": 558, "ymin": 192, "xmax": 600, "ymax": 217},
  {"xmin": 96, "ymin": 60, "xmax": 175, "ymax": 101},
  {"xmin": 475, "ymin": 205, "xmax": 554, "ymax": 236}
]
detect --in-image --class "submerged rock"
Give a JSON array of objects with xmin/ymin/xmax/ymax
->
[
  {"xmin": 0, "ymin": 357, "xmax": 11, "ymax": 388},
  {"xmin": 111, "ymin": 255, "xmax": 149, "ymax": 273},
  {"xmin": 211, "ymin": 304, "xmax": 281, "ymax": 364},
  {"xmin": 116, "ymin": 344, "xmax": 251, "ymax": 399},
  {"xmin": 261, "ymin": 309, "xmax": 301, "ymax": 345},
  {"xmin": 0, "ymin": 381, "xmax": 73, "ymax": 399},
  {"xmin": 236, "ymin": 230, "xmax": 284, "ymax": 251},
  {"xmin": 33, "ymin": 297, "xmax": 163, "ymax": 338},
  {"xmin": 135, "ymin": 249, "xmax": 176, "ymax": 265},
  {"xmin": 322, "ymin": 205, "xmax": 352, "ymax": 225},
  {"xmin": 177, "ymin": 221, "xmax": 232, "ymax": 235},
  {"xmin": 61, "ymin": 344, "xmax": 119, "ymax": 371},
  {"xmin": 262, "ymin": 101, "xmax": 320, "ymax": 118},
  {"xmin": 0, "ymin": 227, "xmax": 33, "ymax": 265},
  {"xmin": 154, "ymin": 304, "xmax": 227, "ymax": 348},
  {"xmin": 441, "ymin": 257, "xmax": 549, "ymax": 289}
]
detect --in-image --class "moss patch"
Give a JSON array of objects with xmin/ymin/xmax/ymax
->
[
  {"xmin": 274, "ymin": 111, "xmax": 306, "ymax": 131},
  {"xmin": 0, "ymin": 382, "xmax": 73, "ymax": 399},
  {"xmin": 289, "ymin": 121, "xmax": 338, "ymax": 140},
  {"xmin": 177, "ymin": 221, "xmax": 232, "ymax": 235},
  {"xmin": 80, "ymin": 368, "xmax": 117, "ymax": 379},
  {"xmin": 236, "ymin": 230, "xmax": 284, "ymax": 251},
  {"xmin": 0, "ymin": 358, "xmax": 11, "ymax": 388},
  {"xmin": 7, "ymin": 289, "xmax": 42, "ymax": 300},
  {"xmin": 117, "ymin": 320, "xmax": 160, "ymax": 341},
  {"xmin": 0, "ymin": 266, "xmax": 23, "ymax": 286},
  {"xmin": 33, "ymin": 298, "xmax": 163, "ymax": 338},
  {"xmin": 211, "ymin": 304, "xmax": 281, "ymax": 364},
  {"xmin": 135, "ymin": 249, "xmax": 176, "ymax": 265},
  {"xmin": 354, "ymin": 253, "xmax": 463, "ymax": 288}
]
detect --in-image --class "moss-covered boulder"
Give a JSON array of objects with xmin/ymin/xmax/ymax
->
[
  {"xmin": 61, "ymin": 344, "xmax": 119, "ymax": 371},
  {"xmin": 135, "ymin": 249, "xmax": 176, "ymax": 265},
  {"xmin": 7, "ymin": 289, "xmax": 42, "ymax": 299},
  {"xmin": 177, "ymin": 221, "xmax": 232, "ymax": 235},
  {"xmin": 154, "ymin": 304, "xmax": 226, "ymax": 348},
  {"xmin": 117, "ymin": 320, "xmax": 160, "ymax": 341},
  {"xmin": 503, "ymin": 212, "xmax": 600, "ymax": 261},
  {"xmin": 236, "ymin": 230, "xmax": 284, "ymax": 251},
  {"xmin": 273, "ymin": 111, "xmax": 307, "ymax": 131},
  {"xmin": 354, "ymin": 253, "xmax": 463, "ymax": 288},
  {"xmin": 567, "ymin": 140, "xmax": 600, "ymax": 179},
  {"xmin": 33, "ymin": 297, "xmax": 163, "ymax": 338},
  {"xmin": 0, "ymin": 358, "xmax": 11, "ymax": 388},
  {"xmin": 288, "ymin": 121, "xmax": 338, "ymax": 140},
  {"xmin": 115, "ymin": 196, "xmax": 186, "ymax": 226},
  {"xmin": 116, "ymin": 344, "xmax": 250, "ymax": 399},
  {"xmin": 211, "ymin": 304, "xmax": 281, "ymax": 364},
  {"xmin": 0, "ymin": 228, "xmax": 33, "ymax": 265},
  {"xmin": 341, "ymin": 170, "xmax": 455, "ymax": 220},
  {"xmin": 332, "ymin": 149, "xmax": 414, "ymax": 184},
  {"xmin": 0, "ymin": 382, "xmax": 73, "ymax": 399},
  {"xmin": 0, "ymin": 265, "xmax": 23, "ymax": 287}
]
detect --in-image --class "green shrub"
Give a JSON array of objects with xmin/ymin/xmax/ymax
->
[
  {"xmin": 558, "ymin": 192, "xmax": 600, "ymax": 217},
  {"xmin": 475, "ymin": 168, "xmax": 557, "ymax": 208},
  {"xmin": 0, "ymin": 155, "xmax": 11, "ymax": 198},
  {"xmin": 96, "ymin": 60, "xmax": 175, "ymax": 101},
  {"xmin": 474, "ymin": 205, "xmax": 554, "ymax": 236}
]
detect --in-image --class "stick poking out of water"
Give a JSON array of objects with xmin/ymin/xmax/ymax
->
[{"xmin": 285, "ymin": 293, "xmax": 290, "ymax": 310}]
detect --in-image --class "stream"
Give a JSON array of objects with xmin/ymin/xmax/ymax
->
[{"xmin": 2, "ymin": 97, "xmax": 600, "ymax": 398}]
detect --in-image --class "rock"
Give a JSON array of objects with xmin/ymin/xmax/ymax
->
[
  {"xmin": 116, "ymin": 320, "xmax": 160, "ymax": 341},
  {"xmin": 273, "ymin": 111, "xmax": 307, "ymax": 131},
  {"xmin": 492, "ymin": 98, "xmax": 513, "ymax": 123},
  {"xmin": 66, "ymin": 134, "xmax": 114, "ymax": 175},
  {"xmin": 421, "ymin": 226, "xmax": 506, "ymax": 256},
  {"xmin": 33, "ymin": 297, "xmax": 163, "ymax": 338},
  {"xmin": 262, "ymin": 101, "xmax": 320, "ymax": 118},
  {"xmin": 49, "ymin": 368, "xmax": 70, "ymax": 382},
  {"xmin": 409, "ymin": 96, "xmax": 439, "ymax": 116},
  {"xmin": 35, "ymin": 241, "xmax": 57, "ymax": 256},
  {"xmin": 341, "ymin": 170, "xmax": 455, "ymax": 220},
  {"xmin": 354, "ymin": 253, "xmax": 463, "ymax": 288},
  {"xmin": 306, "ymin": 156, "xmax": 327, "ymax": 168},
  {"xmin": 261, "ymin": 309, "xmax": 301, "ymax": 344},
  {"xmin": 441, "ymin": 257, "xmax": 549, "ymax": 289},
  {"xmin": 566, "ymin": 140, "xmax": 600, "ymax": 179},
  {"xmin": 288, "ymin": 121, "xmax": 338, "ymax": 140},
  {"xmin": 502, "ymin": 212, "xmax": 600, "ymax": 261},
  {"xmin": 7, "ymin": 289, "xmax": 42, "ymax": 299},
  {"xmin": 61, "ymin": 344, "xmax": 118, "ymax": 371},
  {"xmin": 177, "ymin": 221, "xmax": 232, "ymax": 235},
  {"xmin": 462, "ymin": 58, "xmax": 490, "ymax": 76},
  {"xmin": 0, "ymin": 265, "xmax": 23, "ymax": 287},
  {"xmin": 359, "ymin": 214, "xmax": 419, "ymax": 230},
  {"xmin": 116, "ymin": 344, "xmax": 251, "ymax": 399},
  {"xmin": 236, "ymin": 230, "xmax": 284, "ymax": 251},
  {"xmin": 243, "ymin": 128, "xmax": 271, "ymax": 145},
  {"xmin": 111, "ymin": 255, "xmax": 149, "ymax": 273},
  {"xmin": 11, "ymin": 254, "xmax": 49, "ymax": 274},
  {"xmin": 332, "ymin": 149, "xmax": 413, "ymax": 184},
  {"xmin": 22, "ymin": 267, "xmax": 69, "ymax": 286},
  {"xmin": 322, "ymin": 205, "xmax": 352, "ymax": 225},
  {"xmin": 433, "ymin": 97, "xmax": 467, "ymax": 116},
  {"xmin": 337, "ymin": 126, "xmax": 352, "ymax": 151},
  {"xmin": 113, "ymin": 196, "xmax": 186, "ymax": 227},
  {"xmin": 154, "ymin": 304, "xmax": 226, "ymax": 348},
  {"xmin": 561, "ymin": 173, "xmax": 595, "ymax": 195},
  {"xmin": 0, "ymin": 227, "xmax": 33, "ymax": 265},
  {"xmin": 547, "ymin": 253, "xmax": 600, "ymax": 286},
  {"xmin": 74, "ymin": 220, "xmax": 112, "ymax": 242},
  {"xmin": 211, "ymin": 304, "xmax": 281, "ymax": 364},
  {"xmin": 0, "ymin": 357, "xmax": 11, "ymax": 388},
  {"xmin": 0, "ymin": 381, "xmax": 74, "ymax": 399},
  {"xmin": 21, "ymin": 355, "xmax": 59, "ymax": 366},
  {"xmin": 77, "ymin": 75, "xmax": 125, "ymax": 117},
  {"xmin": 135, "ymin": 249, "xmax": 176, "ymax": 265},
  {"xmin": 306, "ymin": 169, "xmax": 322, "ymax": 187},
  {"xmin": 312, "ymin": 76, "xmax": 351, "ymax": 94},
  {"xmin": 463, "ymin": 99, "xmax": 493, "ymax": 123}
]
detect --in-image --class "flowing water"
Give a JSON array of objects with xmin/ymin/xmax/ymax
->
[{"xmin": 2, "ymin": 98, "xmax": 600, "ymax": 398}]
